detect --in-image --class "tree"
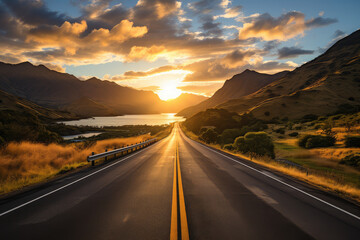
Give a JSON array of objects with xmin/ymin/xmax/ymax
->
[
  {"xmin": 200, "ymin": 128, "xmax": 218, "ymax": 144},
  {"xmin": 220, "ymin": 128, "xmax": 242, "ymax": 145},
  {"xmin": 234, "ymin": 132, "xmax": 275, "ymax": 159}
]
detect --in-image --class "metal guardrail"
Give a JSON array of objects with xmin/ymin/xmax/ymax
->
[{"xmin": 87, "ymin": 138, "xmax": 157, "ymax": 165}]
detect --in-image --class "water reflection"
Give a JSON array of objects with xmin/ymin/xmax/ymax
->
[{"xmin": 59, "ymin": 113, "xmax": 185, "ymax": 127}]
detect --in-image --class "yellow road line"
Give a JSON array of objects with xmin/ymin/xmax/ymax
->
[
  {"xmin": 170, "ymin": 140, "xmax": 190, "ymax": 240},
  {"xmin": 177, "ymin": 142, "xmax": 189, "ymax": 240},
  {"xmin": 170, "ymin": 151, "xmax": 178, "ymax": 240}
]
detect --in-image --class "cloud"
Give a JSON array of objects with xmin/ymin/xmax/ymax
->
[
  {"xmin": 263, "ymin": 40, "xmax": 280, "ymax": 51},
  {"xmin": 81, "ymin": 0, "xmax": 113, "ymax": 19},
  {"xmin": 0, "ymin": 0, "xmax": 257, "ymax": 68},
  {"xmin": 110, "ymin": 44, "xmax": 296, "ymax": 84},
  {"xmin": 0, "ymin": 53, "xmax": 23, "ymax": 64},
  {"xmin": 182, "ymin": 58, "xmax": 296, "ymax": 82},
  {"xmin": 40, "ymin": 62, "xmax": 66, "ymax": 72},
  {"xmin": 188, "ymin": 0, "xmax": 222, "ymax": 14},
  {"xmin": 238, "ymin": 12, "xmax": 306, "ymax": 41},
  {"xmin": 134, "ymin": 0, "xmax": 182, "ymax": 20},
  {"xmin": 139, "ymin": 85, "xmax": 161, "ymax": 91},
  {"xmin": 220, "ymin": 49, "xmax": 261, "ymax": 68},
  {"xmin": 26, "ymin": 19, "xmax": 147, "ymax": 57},
  {"xmin": 333, "ymin": 29, "xmax": 345, "ymax": 38},
  {"xmin": 2, "ymin": 0, "xmax": 68, "ymax": 26},
  {"xmin": 238, "ymin": 11, "xmax": 337, "ymax": 41},
  {"xmin": 220, "ymin": 0, "xmax": 231, "ymax": 8},
  {"xmin": 318, "ymin": 29, "xmax": 347, "ymax": 53},
  {"xmin": 178, "ymin": 82, "xmax": 223, "ymax": 96},
  {"xmin": 200, "ymin": 15, "xmax": 223, "ymax": 37},
  {"xmin": 127, "ymin": 45, "xmax": 166, "ymax": 62},
  {"xmin": 215, "ymin": 5, "xmax": 242, "ymax": 19},
  {"xmin": 277, "ymin": 46, "xmax": 314, "ymax": 59},
  {"xmin": 305, "ymin": 17, "xmax": 337, "ymax": 28},
  {"xmin": 254, "ymin": 60, "xmax": 298, "ymax": 73},
  {"xmin": 126, "ymin": 65, "xmax": 178, "ymax": 78}
]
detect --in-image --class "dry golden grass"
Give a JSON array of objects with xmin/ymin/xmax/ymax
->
[
  {"xmin": 180, "ymin": 124, "xmax": 360, "ymax": 203},
  {"xmin": 0, "ymin": 135, "xmax": 151, "ymax": 195},
  {"xmin": 219, "ymin": 144, "xmax": 360, "ymax": 202}
]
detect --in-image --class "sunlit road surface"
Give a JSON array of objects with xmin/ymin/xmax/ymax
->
[{"xmin": 0, "ymin": 124, "xmax": 360, "ymax": 240}]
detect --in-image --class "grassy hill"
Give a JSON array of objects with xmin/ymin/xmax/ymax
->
[
  {"xmin": 0, "ymin": 90, "xmax": 76, "ymax": 144},
  {"xmin": 218, "ymin": 29, "xmax": 360, "ymax": 120}
]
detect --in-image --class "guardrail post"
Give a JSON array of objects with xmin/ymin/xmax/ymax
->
[
  {"xmin": 91, "ymin": 152, "xmax": 95, "ymax": 166},
  {"xmin": 105, "ymin": 149, "xmax": 108, "ymax": 161}
]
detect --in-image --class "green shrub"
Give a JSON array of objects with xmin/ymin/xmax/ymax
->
[
  {"xmin": 220, "ymin": 128, "xmax": 242, "ymax": 144},
  {"xmin": 238, "ymin": 122, "xmax": 268, "ymax": 136},
  {"xmin": 274, "ymin": 128, "xmax": 285, "ymax": 134},
  {"xmin": 298, "ymin": 134, "xmax": 336, "ymax": 149},
  {"xmin": 223, "ymin": 144, "xmax": 234, "ymax": 151},
  {"xmin": 344, "ymin": 136, "xmax": 360, "ymax": 148},
  {"xmin": 340, "ymin": 154, "xmax": 360, "ymax": 169},
  {"xmin": 234, "ymin": 132, "xmax": 275, "ymax": 158},
  {"xmin": 200, "ymin": 128, "xmax": 218, "ymax": 144},
  {"xmin": 200, "ymin": 127, "xmax": 208, "ymax": 133},
  {"xmin": 288, "ymin": 132, "xmax": 299, "ymax": 137}
]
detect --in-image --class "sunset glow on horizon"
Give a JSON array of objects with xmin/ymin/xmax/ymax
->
[{"xmin": 0, "ymin": 0, "xmax": 359, "ymax": 98}]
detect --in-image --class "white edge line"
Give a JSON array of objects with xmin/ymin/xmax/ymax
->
[
  {"xmin": 185, "ymin": 134, "xmax": 360, "ymax": 221},
  {"xmin": 0, "ymin": 139, "xmax": 163, "ymax": 217}
]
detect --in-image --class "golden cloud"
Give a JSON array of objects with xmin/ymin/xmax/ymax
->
[
  {"xmin": 238, "ymin": 12, "xmax": 306, "ymax": 41},
  {"xmin": 27, "ymin": 20, "xmax": 148, "ymax": 55},
  {"xmin": 127, "ymin": 45, "xmax": 166, "ymax": 62}
]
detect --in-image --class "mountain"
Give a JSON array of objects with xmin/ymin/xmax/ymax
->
[
  {"xmin": 163, "ymin": 93, "xmax": 208, "ymax": 113},
  {"xmin": 0, "ymin": 89, "xmax": 74, "ymax": 120},
  {"xmin": 61, "ymin": 97, "xmax": 115, "ymax": 117},
  {"xmin": 177, "ymin": 70, "xmax": 289, "ymax": 117},
  {"xmin": 217, "ymin": 29, "xmax": 360, "ymax": 120},
  {"xmin": 0, "ymin": 62, "xmax": 164, "ymax": 116},
  {"xmin": 0, "ymin": 61, "xmax": 209, "ymax": 117},
  {"xmin": 0, "ymin": 89, "xmax": 76, "ymax": 144}
]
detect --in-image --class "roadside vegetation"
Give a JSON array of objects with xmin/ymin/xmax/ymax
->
[
  {"xmin": 0, "ymin": 123, "xmax": 173, "ymax": 195},
  {"xmin": 181, "ymin": 109, "xmax": 360, "ymax": 202}
]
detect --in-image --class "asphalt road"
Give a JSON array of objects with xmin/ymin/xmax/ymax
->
[{"xmin": 0, "ymin": 124, "xmax": 359, "ymax": 239}]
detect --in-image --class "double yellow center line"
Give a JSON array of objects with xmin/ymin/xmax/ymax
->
[{"xmin": 170, "ymin": 141, "xmax": 189, "ymax": 240}]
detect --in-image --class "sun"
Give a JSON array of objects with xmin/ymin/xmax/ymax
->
[{"xmin": 157, "ymin": 83, "xmax": 182, "ymax": 101}]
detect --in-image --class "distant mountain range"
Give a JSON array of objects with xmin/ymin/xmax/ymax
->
[
  {"xmin": 177, "ymin": 70, "xmax": 289, "ymax": 117},
  {"xmin": 0, "ymin": 62, "xmax": 207, "ymax": 117},
  {"xmin": 179, "ymin": 29, "xmax": 360, "ymax": 120}
]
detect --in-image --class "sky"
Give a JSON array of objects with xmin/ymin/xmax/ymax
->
[{"xmin": 0, "ymin": 0, "xmax": 359, "ymax": 100}]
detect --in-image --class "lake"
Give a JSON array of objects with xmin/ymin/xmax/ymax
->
[{"xmin": 59, "ymin": 113, "xmax": 185, "ymax": 127}]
